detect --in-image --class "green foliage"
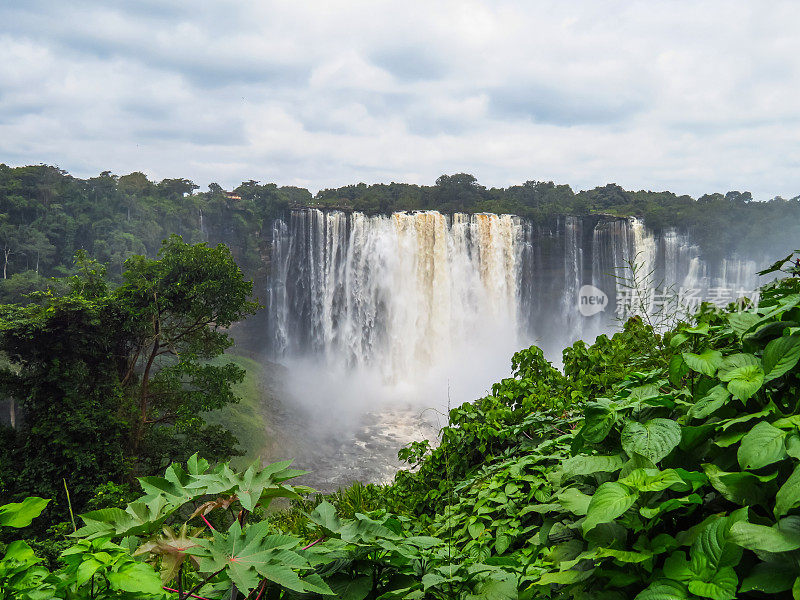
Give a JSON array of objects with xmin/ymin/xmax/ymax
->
[
  {"xmin": 0, "ymin": 165, "xmax": 300, "ymax": 302},
  {"xmin": 380, "ymin": 267, "xmax": 800, "ymax": 598},
  {"xmin": 5, "ymin": 263, "xmax": 800, "ymax": 599},
  {"xmin": 0, "ymin": 496, "xmax": 52, "ymax": 598},
  {"xmin": 0, "ymin": 237, "xmax": 258, "ymax": 516},
  {"xmin": 0, "ymin": 270, "xmax": 133, "ymax": 503},
  {"xmin": 0, "ymin": 498, "xmax": 50, "ymax": 529},
  {"xmin": 201, "ymin": 354, "xmax": 269, "ymax": 467}
]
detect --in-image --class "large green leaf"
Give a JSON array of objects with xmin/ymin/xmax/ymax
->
[
  {"xmin": 185, "ymin": 461, "xmax": 307, "ymax": 512},
  {"xmin": 338, "ymin": 513, "xmax": 402, "ymax": 543},
  {"xmin": 762, "ymin": 334, "xmax": 800, "ymax": 382},
  {"xmin": 686, "ymin": 567, "xmax": 737, "ymax": 600},
  {"xmin": 740, "ymin": 561, "xmax": 796, "ymax": 594},
  {"xmin": 722, "ymin": 364, "xmax": 764, "ymax": 401},
  {"xmin": 718, "ymin": 405, "xmax": 774, "ymax": 430},
  {"xmin": 582, "ymin": 482, "xmax": 637, "ymax": 533},
  {"xmin": 0, "ymin": 497, "xmax": 50, "ymax": 528},
  {"xmin": 620, "ymin": 468, "xmax": 685, "ymax": 493},
  {"xmin": 536, "ymin": 569, "xmax": 585, "ymax": 585},
  {"xmin": 703, "ymin": 464, "xmax": 767, "ymax": 505},
  {"xmin": 717, "ymin": 353, "xmax": 760, "ymax": 376},
  {"xmin": 737, "ymin": 421, "xmax": 786, "ymax": 470},
  {"xmin": 404, "ymin": 536, "xmax": 442, "ymax": 548},
  {"xmin": 680, "ymin": 423, "xmax": 716, "ymax": 451},
  {"xmin": 138, "ymin": 462, "xmax": 199, "ymax": 509},
  {"xmin": 302, "ymin": 573, "xmax": 336, "ymax": 596},
  {"xmin": 682, "ymin": 350, "xmax": 723, "ymax": 377},
  {"xmin": 775, "ymin": 462, "xmax": 800, "ymax": 517},
  {"xmin": 309, "ymin": 501, "xmax": 341, "ymax": 533},
  {"xmin": 467, "ymin": 573, "xmax": 518, "ymax": 600},
  {"xmin": 773, "ymin": 414, "xmax": 800, "ymax": 429},
  {"xmin": 106, "ymin": 562, "xmax": 165, "ymax": 595},
  {"xmin": 716, "ymin": 354, "xmax": 763, "ymax": 400},
  {"xmin": 189, "ymin": 520, "xmax": 308, "ymax": 595},
  {"xmin": 581, "ymin": 400, "xmax": 617, "ymax": 443},
  {"xmin": 2, "ymin": 540, "xmax": 43, "ymax": 567},
  {"xmin": 593, "ymin": 547, "xmax": 653, "ymax": 563},
  {"xmin": 257, "ymin": 564, "xmax": 306, "ymax": 594},
  {"xmin": 621, "ymin": 418, "xmax": 682, "ymax": 463},
  {"xmin": 556, "ymin": 488, "xmax": 592, "ymax": 516},
  {"xmin": 640, "ymin": 495, "xmax": 702, "ymax": 519},
  {"xmin": 685, "ymin": 322, "xmax": 710, "ymax": 335},
  {"xmin": 692, "ymin": 513, "xmax": 745, "ymax": 570},
  {"xmin": 635, "ymin": 580, "xmax": 689, "ymax": 599},
  {"xmin": 329, "ymin": 575, "xmax": 372, "ymax": 600},
  {"xmin": 670, "ymin": 333, "xmax": 689, "ymax": 348},
  {"xmin": 662, "ymin": 550, "xmax": 700, "ymax": 581},
  {"xmin": 727, "ymin": 312, "xmax": 761, "ymax": 337},
  {"xmin": 729, "ymin": 521, "xmax": 800, "ymax": 553},
  {"xmin": 688, "ymin": 385, "xmax": 731, "ymax": 420},
  {"xmin": 560, "ymin": 454, "xmax": 624, "ymax": 480},
  {"xmin": 669, "ymin": 354, "xmax": 690, "ymax": 386}
]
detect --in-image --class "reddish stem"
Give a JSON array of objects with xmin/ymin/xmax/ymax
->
[
  {"xmin": 163, "ymin": 587, "xmax": 216, "ymax": 600},
  {"xmin": 301, "ymin": 537, "xmax": 324, "ymax": 550},
  {"xmin": 253, "ymin": 580, "xmax": 268, "ymax": 600},
  {"xmin": 200, "ymin": 513, "xmax": 215, "ymax": 531}
]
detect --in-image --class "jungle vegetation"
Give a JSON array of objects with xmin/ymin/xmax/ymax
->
[{"xmin": 2, "ymin": 253, "xmax": 800, "ymax": 598}]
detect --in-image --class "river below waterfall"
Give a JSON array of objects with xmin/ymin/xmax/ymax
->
[{"xmin": 258, "ymin": 362, "xmax": 440, "ymax": 492}]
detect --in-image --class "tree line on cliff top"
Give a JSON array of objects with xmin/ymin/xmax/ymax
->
[{"xmin": 1, "ymin": 164, "xmax": 799, "ymax": 304}]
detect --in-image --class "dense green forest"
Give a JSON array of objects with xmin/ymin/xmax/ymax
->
[
  {"xmin": 3, "ymin": 253, "xmax": 800, "ymax": 598},
  {"xmin": 0, "ymin": 237, "xmax": 259, "ymax": 511},
  {"xmin": 0, "ymin": 164, "xmax": 310, "ymax": 305},
  {"xmin": 2, "ymin": 164, "xmax": 800, "ymax": 305}
]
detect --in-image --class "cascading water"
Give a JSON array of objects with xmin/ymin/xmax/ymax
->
[
  {"xmin": 268, "ymin": 210, "xmax": 527, "ymax": 387},
  {"xmin": 561, "ymin": 216, "xmax": 584, "ymax": 340},
  {"xmin": 264, "ymin": 208, "xmax": 767, "ymax": 489}
]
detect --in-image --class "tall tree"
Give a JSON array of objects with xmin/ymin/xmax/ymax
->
[
  {"xmin": 0, "ymin": 218, "xmax": 22, "ymax": 279},
  {"xmin": 0, "ymin": 238, "xmax": 259, "ymax": 505},
  {"xmin": 116, "ymin": 236, "xmax": 260, "ymax": 472}
]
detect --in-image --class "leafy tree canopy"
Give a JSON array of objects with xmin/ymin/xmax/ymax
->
[{"xmin": 0, "ymin": 237, "xmax": 259, "ymax": 511}]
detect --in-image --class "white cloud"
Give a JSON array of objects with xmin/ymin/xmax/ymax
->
[{"xmin": 0, "ymin": 0, "xmax": 799, "ymax": 198}]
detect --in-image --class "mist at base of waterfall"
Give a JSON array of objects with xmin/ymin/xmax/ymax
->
[{"xmin": 265, "ymin": 330, "xmax": 526, "ymax": 492}]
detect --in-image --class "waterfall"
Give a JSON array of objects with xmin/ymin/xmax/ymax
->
[
  {"xmin": 628, "ymin": 217, "xmax": 657, "ymax": 291},
  {"xmin": 268, "ymin": 210, "xmax": 526, "ymax": 386},
  {"xmin": 267, "ymin": 209, "xmax": 767, "ymax": 397},
  {"xmin": 561, "ymin": 216, "xmax": 583, "ymax": 338},
  {"xmin": 199, "ymin": 208, "xmax": 207, "ymax": 241}
]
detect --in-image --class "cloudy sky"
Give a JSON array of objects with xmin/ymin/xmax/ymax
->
[{"xmin": 1, "ymin": 1, "xmax": 799, "ymax": 198}]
